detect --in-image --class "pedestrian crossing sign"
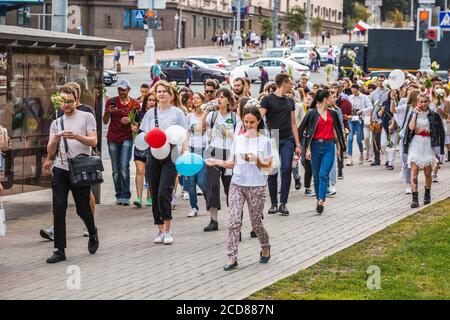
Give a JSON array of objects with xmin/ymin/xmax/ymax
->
[
  {"xmin": 439, "ymin": 12, "xmax": 450, "ymax": 29},
  {"xmin": 135, "ymin": 10, "xmax": 145, "ymax": 22}
]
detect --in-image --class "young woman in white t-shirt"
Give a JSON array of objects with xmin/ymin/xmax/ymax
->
[
  {"xmin": 205, "ymin": 106, "xmax": 273, "ymax": 271},
  {"xmin": 198, "ymin": 88, "xmax": 240, "ymax": 232},
  {"xmin": 184, "ymin": 93, "xmax": 209, "ymax": 217},
  {"xmin": 140, "ymin": 81, "xmax": 188, "ymax": 245}
]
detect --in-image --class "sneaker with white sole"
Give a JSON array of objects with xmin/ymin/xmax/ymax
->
[
  {"xmin": 404, "ymin": 187, "xmax": 412, "ymax": 194},
  {"xmin": 163, "ymin": 232, "xmax": 173, "ymax": 245},
  {"xmin": 187, "ymin": 208, "xmax": 198, "ymax": 217},
  {"xmin": 346, "ymin": 159, "xmax": 353, "ymax": 166},
  {"xmin": 327, "ymin": 185, "xmax": 337, "ymax": 196},
  {"xmin": 40, "ymin": 226, "xmax": 55, "ymax": 241},
  {"xmin": 153, "ymin": 231, "xmax": 164, "ymax": 244},
  {"xmin": 305, "ymin": 188, "xmax": 315, "ymax": 197}
]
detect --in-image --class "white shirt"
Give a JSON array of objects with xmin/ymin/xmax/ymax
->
[
  {"xmin": 349, "ymin": 93, "xmax": 373, "ymax": 117},
  {"xmin": 140, "ymin": 106, "xmax": 188, "ymax": 132},
  {"xmin": 206, "ymin": 111, "xmax": 240, "ymax": 150},
  {"xmin": 187, "ymin": 113, "xmax": 208, "ymax": 149},
  {"xmin": 230, "ymin": 134, "xmax": 273, "ymax": 187}
]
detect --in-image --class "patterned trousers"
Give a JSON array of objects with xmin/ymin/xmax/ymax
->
[{"xmin": 227, "ymin": 182, "xmax": 270, "ymax": 261}]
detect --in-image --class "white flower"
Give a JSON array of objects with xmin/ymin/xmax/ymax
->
[{"xmin": 435, "ymin": 88, "xmax": 445, "ymax": 98}]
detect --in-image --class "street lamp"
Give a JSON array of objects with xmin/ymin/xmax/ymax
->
[
  {"xmin": 305, "ymin": 0, "xmax": 311, "ymax": 41},
  {"xmin": 232, "ymin": 0, "xmax": 242, "ymax": 57}
]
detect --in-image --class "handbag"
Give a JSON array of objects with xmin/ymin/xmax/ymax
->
[
  {"xmin": 0, "ymin": 201, "xmax": 5, "ymax": 237},
  {"xmin": 60, "ymin": 118, "xmax": 104, "ymax": 187},
  {"xmin": 370, "ymin": 121, "xmax": 382, "ymax": 134}
]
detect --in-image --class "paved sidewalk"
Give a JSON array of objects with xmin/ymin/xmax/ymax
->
[{"xmin": 0, "ymin": 154, "xmax": 449, "ymax": 299}]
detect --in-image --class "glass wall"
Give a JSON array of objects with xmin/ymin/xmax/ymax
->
[{"xmin": 0, "ymin": 46, "xmax": 103, "ymax": 195}]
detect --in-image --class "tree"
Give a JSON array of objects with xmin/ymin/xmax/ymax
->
[
  {"xmin": 312, "ymin": 17, "xmax": 322, "ymax": 45},
  {"xmin": 284, "ymin": 6, "xmax": 306, "ymax": 36},
  {"xmin": 388, "ymin": 8, "xmax": 405, "ymax": 28},
  {"xmin": 353, "ymin": 2, "xmax": 371, "ymax": 22},
  {"xmin": 260, "ymin": 18, "xmax": 273, "ymax": 39}
]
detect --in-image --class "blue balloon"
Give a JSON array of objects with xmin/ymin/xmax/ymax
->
[{"xmin": 175, "ymin": 152, "xmax": 204, "ymax": 177}]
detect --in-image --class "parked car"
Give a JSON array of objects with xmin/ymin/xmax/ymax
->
[
  {"xmin": 103, "ymin": 69, "xmax": 118, "ymax": 86},
  {"xmin": 233, "ymin": 58, "xmax": 309, "ymax": 83},
  {"xmin": 187, "ymin": 55, "xmax": 231, "ymax": 70},
  {"xmin": 291, "ymin": 45, "xmax": 312, "ymax": 66},
  {"xmin": 261, "ymin": 48, "xmax": 292, "ymax": 59},
  {"xmin": 160, "ymin": 59, "xmax": 229, "ymax": 84}
]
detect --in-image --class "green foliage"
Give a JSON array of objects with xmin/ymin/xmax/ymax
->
[
  {"xmin": 260, "ymin": 18, "xmax": 273, "ymax": 39},
  {"xmin": 284, "ymin": 6, "xmax": 306, "ymax": 35},
  {"xmin": 388, "ymin": 8, "xmax": 405, "ymax": 28},
  {"xmin": 248, "ymin": 198, "xmax": 450, "ymax": 300}
]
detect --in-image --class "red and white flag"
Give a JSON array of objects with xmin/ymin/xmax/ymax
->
[{"xmin": 355, "ymin": 20, "xmax": 371, "ymax": 31}]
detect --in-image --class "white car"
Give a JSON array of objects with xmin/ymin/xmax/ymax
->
[
  {"xmin": 233, "ymin": 58, "xmax": 310, "ymax": 83},
  {"xmin": 291, "ymin": 45, "xmax": 312, "ymax": 66},
  {"xmin": 187, "ymin": 55, "xmax": 232, "ymax": 70},
  {"xmin": 261, "ymin": 48, "xmax": 292, "ymax": 59}
]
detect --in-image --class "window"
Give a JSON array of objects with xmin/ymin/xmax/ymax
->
[
  {"xmin": 193, "ymin": 15, "xmax": 197, "ymax": 38},
  {"xmin": 338, "ymin": 12, "xmax": 342, "ymax": 21},
  {"xmin": 123, "ymin": 9, "xmax": 144, "ymax": 29},
  {"xmin": 17, "ymin": 6, "xmax": 31, "ymax": 26}
]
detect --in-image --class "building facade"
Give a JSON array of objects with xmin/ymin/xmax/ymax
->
[{"xmin": 4, "ymin": 0, "xmax": 343, "ymax": 51}]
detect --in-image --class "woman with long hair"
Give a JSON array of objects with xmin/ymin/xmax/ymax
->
[
  {"xmin": 184, "ymin": 92, "xmax": 209, "ymax": 217},
  {"xmin": 198, "ymin": 88, "xmax": 239, "ymax": 232},
  {"xmin": 404, "ymin": 92, "xmax": 445, "ymax": 208},
  {"xmin": 430, "ymin": 83, "xmax": 450, "ymax": 181},
  {"xmin": 394, "ymin": 88, "xmax": 420, "ymax": 194},
  {"xmin": 302, "ymin": 91, "xmax": 316, "ymax": 196},
  {"xmin": 205, "ymin": 106, "xmax": 273, "ymax": 271},
  {"xmin": 132, "ymin": 93, "xmax": 157, "ymax": 207},
  {"xmin": 140, "ymin": 81, "xmax": 188, "ymax": 244},
  {"xmin": 298, "ymin": 90, "xmax": 346, "ymax": 214}
]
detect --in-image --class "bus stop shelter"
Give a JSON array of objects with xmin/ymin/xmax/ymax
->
[{"xmin": 0, "ymin": 25, "xmax": 129, "ymax": 201}]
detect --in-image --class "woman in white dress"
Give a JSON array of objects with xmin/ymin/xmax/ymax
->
[{"xmin": 404, "ymin": 93, "xmax": 446, "ymax": 208}]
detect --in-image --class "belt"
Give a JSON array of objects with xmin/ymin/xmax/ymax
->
[
  {"xmin": 313, "ymin": 138, "xmax": 335, "ymax": 143},
  {"xmin": 417, "ymin": 131, "xmax": 431, "ymax": 137}
]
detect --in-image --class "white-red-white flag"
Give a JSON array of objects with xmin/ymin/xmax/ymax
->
[{"xmin": 355, "ymin": 20, "xmax": 371, "ymax": 31}]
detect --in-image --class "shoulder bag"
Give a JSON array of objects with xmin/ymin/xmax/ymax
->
[{"xmin": 61, "ymin": 117, "xmax": 104, "ymax": 187}]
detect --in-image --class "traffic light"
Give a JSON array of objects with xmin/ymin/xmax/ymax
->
[
  {"xmin": 417, "ymin": 8, "xmax": 431, "ymax": 41},
  {"xmin": 427, "ymin": 27, "xmax": 440, "ymax": 48}
]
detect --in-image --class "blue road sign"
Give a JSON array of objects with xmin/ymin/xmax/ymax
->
[
  {"xmin": 439, "ymin": 11, "xmax": 450, "ymax": 29},
  {"xmin": 134, "ymin": 10, "xmax": 145, "ymax": 22}
]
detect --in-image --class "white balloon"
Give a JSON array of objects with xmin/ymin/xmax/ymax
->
[
  {"xmin": 229, "ymin": 68, "xmax": 246, "ymax": 87},
  {"xmin": 165, "ymin": 125, "xmax": 186, "ymax": 145},
  {"xmin": 388, "ymin": 69, "xmax": 405, "ymax": 90},
  {"xmin": 151, "ymin": 141, "xmax": 171, "ymax": 160},
  {"xmin": 134, "ymin": 132, "xmax": 149, "ymax": 151}
]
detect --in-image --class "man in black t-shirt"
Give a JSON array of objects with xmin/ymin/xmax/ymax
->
[{"xmin": 260, "ymin": 73, "xmax": 302, "ymax": 216}]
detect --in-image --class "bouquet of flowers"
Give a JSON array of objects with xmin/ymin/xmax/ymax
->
[
  {"xmin": 431, "ymin": 61, "xmax": 440, "ymax": 75},
  {"xmin": 421, "ymin": 76, "xmax": 432, "ymax": 89},
  {"xmin": 128, "ymin": 103, "xmax": 139, "ymax": 140},
  {"xmin": 353, "ymin": 64, "xmax": 363, "ymax": 77},
  {"xmin": 435, "ymin": 88, "xmax": 445, "ymax": 106},
  {"xmin": 325, "ymin": 64, "xmax": 336, "ymax": 81},
  {"xmin": 347, "ymin": 50, "xmax": 357, "ymax": 65},
  {"xmin": 50, "ymin": 92, "xmax": 67, "ymax": 111},
  {"xmin": 287, "ymin": 65, "xmax": 295, "ymax": 80},
  {"xmin": 340, "ymin": 67, "xmax": 347, "ymax": 78}
]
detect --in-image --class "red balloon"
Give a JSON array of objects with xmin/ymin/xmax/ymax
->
[{"xmin": 145, "ymin": 128, "xmax": 167, "ymax": 149}]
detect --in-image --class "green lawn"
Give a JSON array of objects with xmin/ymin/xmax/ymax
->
[{"xmin": 248, "ymin": 198, "xmax": 450, "ymax": 300}]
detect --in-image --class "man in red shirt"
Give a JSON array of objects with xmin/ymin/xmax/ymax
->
[{"xmin": 103, "ymin": 79, "xmax": 140, "ymax": 205}]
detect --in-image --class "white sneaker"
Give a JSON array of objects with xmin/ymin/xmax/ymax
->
[
  {"xmin": 163, "ymin": 232, "xmax": 173, "ymax": 245},
  {"xmin": 187, "ymin": 208, "xmax": 198, "ymax": 217},
  {"xmin": 328, "ymin": 185, "xmax": 337, "ymax": 196},
  {"xmin": 346, "ymin": 159, "xmax": 353, "ymax": 166},
  {"xmin": 153, "ymin": 231, "xmax": 164, "ymax": 244},
  {"xmin": 404, "ymin": 187, "xmax": 412, "ymax": 194},
  {"xmin": 182, "ymin": 191, "xmax": 189, "ymax": 200}
]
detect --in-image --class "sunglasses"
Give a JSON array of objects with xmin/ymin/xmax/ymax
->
[{"xmin": 205, "ymin": 90, "xmax": 215, "ymax": 94}]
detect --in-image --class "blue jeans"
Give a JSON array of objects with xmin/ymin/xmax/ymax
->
[
  {"xmin": 108, "ymin": 139, "xmax": 133, "ymax": 201},
  {"xmin": 268, "ymin": 137, "xmax": 294, "ymax": 205},
  {"xmin": 310, "ymin": 140, "xmax": 336, "ymax": 201},
  {"xmin": 185, "ymin": 146, "xmax": 208, "ymax": 210},
  {"xmin": 347, "ymin": 120, "xmax": 364, "ymax": 156},
  {"xmin": 329, "ymin": 145, "xmax": 337, "ymax": 185}
]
